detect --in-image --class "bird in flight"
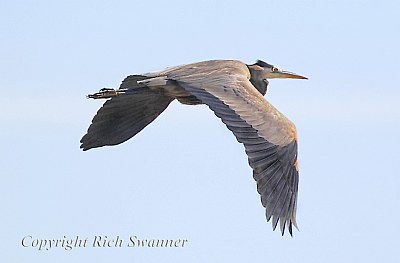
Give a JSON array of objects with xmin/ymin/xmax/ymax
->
[{"xmin": 81, "ymin": 60, "xmax": 307, "ymax": 236}]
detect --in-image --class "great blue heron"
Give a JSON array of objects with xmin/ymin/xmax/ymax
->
[{"xmin": 81, "ymin": 60, "xmax": 307, "ymax": 236}]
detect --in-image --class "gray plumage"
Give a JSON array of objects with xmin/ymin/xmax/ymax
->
[{"xmin": 81, "ymin": 59, "xmax": 307, "ymax": 236}]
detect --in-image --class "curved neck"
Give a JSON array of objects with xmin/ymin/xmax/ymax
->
[{"xmin": 249, "ymin": 77, "xmax": 268, "ymax": 96}]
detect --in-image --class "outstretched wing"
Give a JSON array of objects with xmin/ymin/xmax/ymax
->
[
  {"xmin": 166, "ymin": 61, "xmax": 299, "ymax": 235},
  {"xmin": 80, "ymin": 77, "xmax": 173, "ymax": 150}
]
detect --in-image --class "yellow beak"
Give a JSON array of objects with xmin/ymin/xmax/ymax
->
[{"xmin": 272, "ymin": 70, "xmax": 308, "ymax": 79}]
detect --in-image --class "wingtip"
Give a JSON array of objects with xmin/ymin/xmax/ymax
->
[
  {"xmin": 79, "ymin": 140, "xmax": 90, "ymax": 151},
  {"xmin": 267, "ymin": 212, "xmax": 298, "ymax": 236},
  {"xmin": 282, "ymin": 221, "xmax": 298, "ymax": 237},
  {"xmin": 288, "ymin": 223, "xmax": 293, "ymax": 236},
  {"xmin": 280, "ymin": 222, "xmax": 286, "ymax": 236},
  {"xmin": 80, "ymin": 143, "xmax": 93, "ymax": 151}
]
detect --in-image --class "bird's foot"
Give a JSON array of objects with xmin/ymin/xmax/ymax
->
[{"xmin": 87, "ymin": 88, "xmax": 125, "ymax": 99}]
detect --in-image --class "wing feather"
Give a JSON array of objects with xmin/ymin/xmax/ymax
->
[{"xmin": 80, "ymin": 88, "xmax": 173, "ymax": 150}]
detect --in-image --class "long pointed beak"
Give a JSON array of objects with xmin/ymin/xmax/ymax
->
[{"xmin": 273, "ymin": 70, "xmax": 308, "ymax": 79}]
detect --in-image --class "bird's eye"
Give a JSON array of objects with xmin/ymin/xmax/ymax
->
[{"xmin": 272, "ymin": 67, "xmax": 279, "ymax": 72}]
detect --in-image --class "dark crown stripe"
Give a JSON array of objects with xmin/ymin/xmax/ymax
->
[{"xmin": 255, "ymin": 60, "xmax": 274, "ymax": 68}]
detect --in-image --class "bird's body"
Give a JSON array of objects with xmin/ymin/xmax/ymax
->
[{"xmin": 81, "ymin": 59, "xmax": 307, "ymax": 236}]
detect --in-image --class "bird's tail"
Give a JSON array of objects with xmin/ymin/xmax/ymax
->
[{"xmin": 80, "ymin": 75, "xmax": 173, "ymax": 150}]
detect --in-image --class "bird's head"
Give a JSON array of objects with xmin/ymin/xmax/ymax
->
[
  {"xmin": 251, "ymin": 60, "xmax": 308, "ymax": 80},
  {"xmin": 247, "ymin": 60, "xmax": 307, "ymax": 95}
]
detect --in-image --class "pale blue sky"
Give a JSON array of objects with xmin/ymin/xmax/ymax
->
[{"xmin": 1, "ymin": 0, "xmax": 400, "ymax": 262}]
